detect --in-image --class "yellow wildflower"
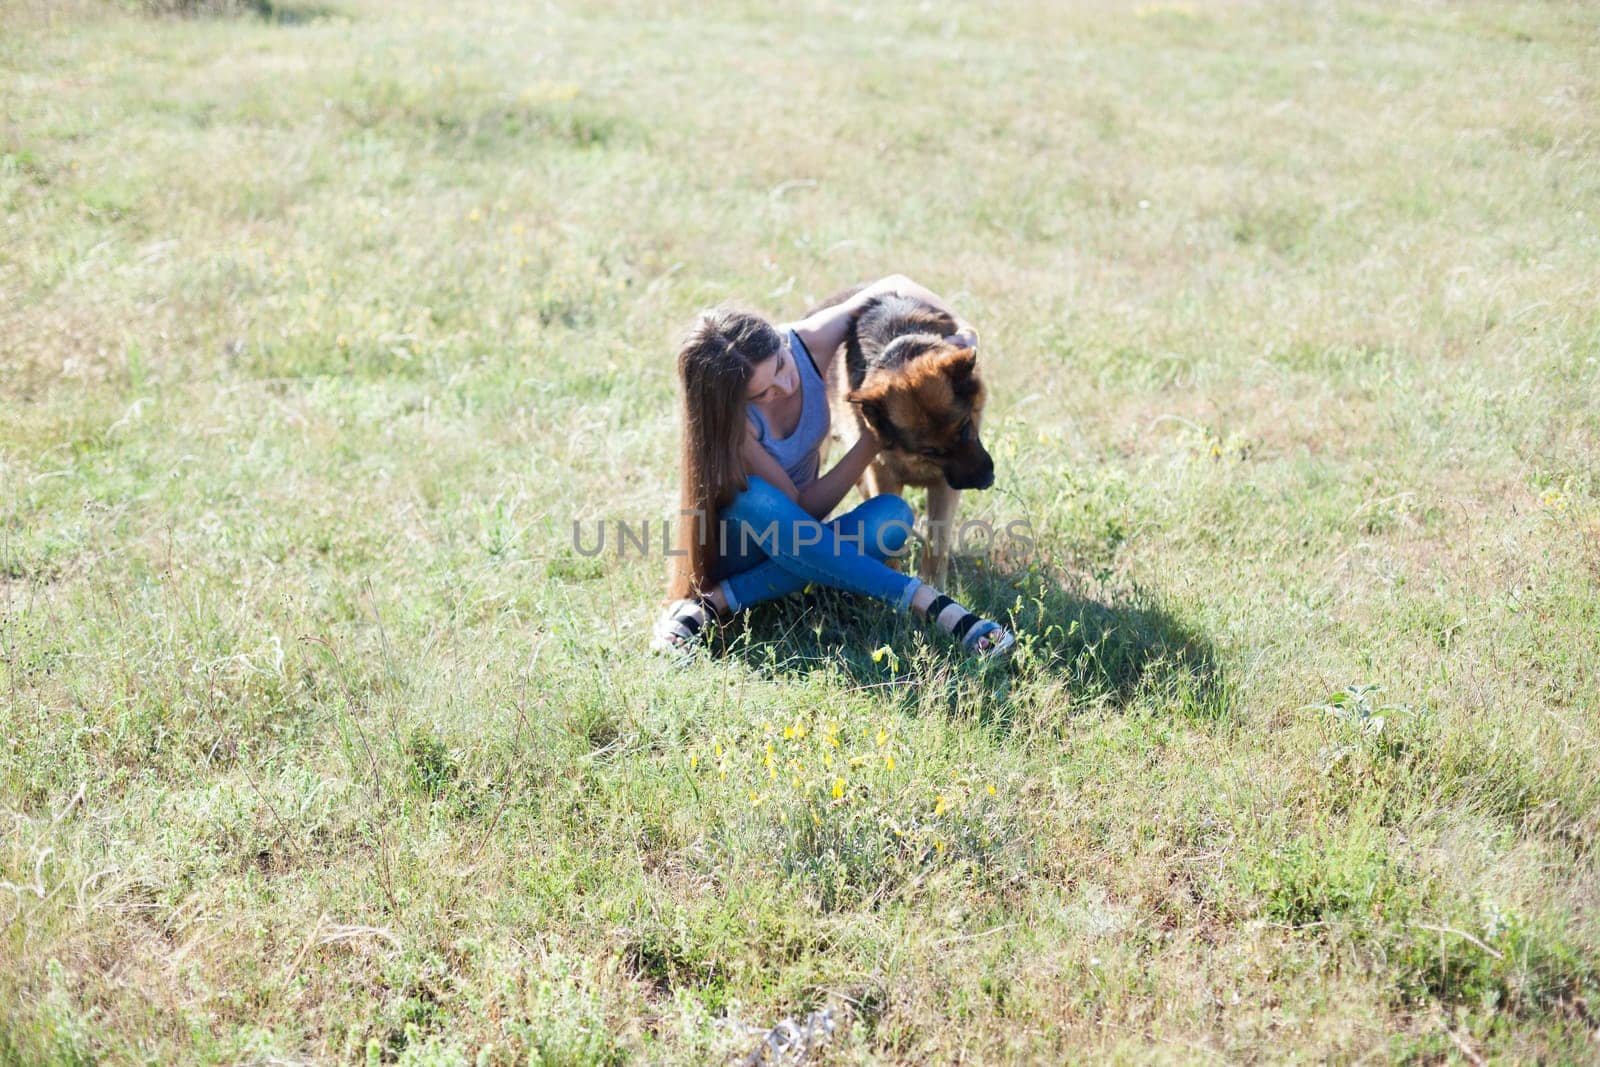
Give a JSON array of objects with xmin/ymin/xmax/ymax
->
[
  {"xmin": 934, "ymin": 795, "xmax": 948, "ymax": 816},
  {"xmin": 831, "ymin": 777, "xmax": 845, "ymax": 800}
]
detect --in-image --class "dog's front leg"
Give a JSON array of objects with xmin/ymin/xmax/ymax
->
[
  {"xmin": 858, "ymin": 460, "xmax": 900, "ymax": 502},
  {"xmin": 921, "ymin": 482, "xmax": 960, "ymax": 584}
]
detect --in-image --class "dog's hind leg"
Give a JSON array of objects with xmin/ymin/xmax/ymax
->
[{"xmin": 920, "ymin": 482, "xmax": 960, "ymax": 585}]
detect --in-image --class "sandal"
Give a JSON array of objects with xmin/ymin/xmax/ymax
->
[
  {"xmin": 961, "ymin": 618, "xmax": 1017, "ymax": 660},
  {"xmin": 650, "ymin": 596, "xmax": 721, "ymax": 658},
  {"xmin": 923, "ymin": 594, "xmax": 1017, "ymax": 661}
]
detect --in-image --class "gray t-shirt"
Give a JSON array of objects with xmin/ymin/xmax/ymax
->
[{"xmin": 745, "ymin": 327, "xmax": 830, "ymax": 490}]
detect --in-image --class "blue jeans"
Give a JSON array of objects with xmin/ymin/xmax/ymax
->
[{"xmin": 715, "ymin": 476, "xmax": 923, "ymax": 615}]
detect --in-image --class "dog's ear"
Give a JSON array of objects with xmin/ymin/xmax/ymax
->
[
  {"xmin": 847, "ymin": 386, "xmax": 892, "ymax": 436},
  {"xmin": 940, "ymin": 346, "xmax": 980, "ymax": 397},
  {"xmin": 880, "ymin": 335, "xmax": 930, "ymax": 367},
  {"xmin": 941, "ymin": 345, "xmax": 977, "ymax": 377}
]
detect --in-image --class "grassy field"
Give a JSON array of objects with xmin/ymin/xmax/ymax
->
[{"xmin": 3, "ymin": 0, "xmax": 1599, "ymax": 1062}]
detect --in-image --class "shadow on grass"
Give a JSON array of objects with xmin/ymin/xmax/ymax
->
[
  {"xmin": 137, "ymin": 0, "xmax": 341, "ymax": 23},
  {"xmin": 707, "ymin": 556, "xmax": 1226, "ymax": 728}
]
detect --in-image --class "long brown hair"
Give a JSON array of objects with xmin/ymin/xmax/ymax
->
[{"xmin": 666, "ymin": 305, "xmax": 782, "ymax": 602}]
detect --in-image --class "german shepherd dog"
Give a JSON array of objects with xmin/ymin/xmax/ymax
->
[{"xmin": 811, "ymin": 288, "xmax": 994, "ymax": 583}]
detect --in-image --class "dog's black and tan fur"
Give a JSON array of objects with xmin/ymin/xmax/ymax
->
[{"xmin": 811, "ymin": 287, "xmax": 994, "ymax": 582}]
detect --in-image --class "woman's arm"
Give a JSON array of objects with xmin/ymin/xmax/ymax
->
[
  {"xmin": 795, "ymin": 431, "xmax": 879, "ymax": 520},
  {"xmin": 880, "ymin": 275, "xmax": 980, "ymax": 346},
  {"xmin": 790, "ymin": 274, "xmax": 977, "ymax": 373},
  {"xmin": 739, "ymin": 425, "xmax": 880, "ymax": 521},
  {"xmin": 740, "ymin": 429, "xmax": 803, "ymax": 502}
]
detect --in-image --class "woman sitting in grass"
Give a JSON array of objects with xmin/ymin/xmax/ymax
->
[{"xmin": 651, "ymin": 275, "xmax": 1016, "ymax": 660}]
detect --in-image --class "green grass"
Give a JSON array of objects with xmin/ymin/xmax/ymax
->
[{"xmin": 3, "ymin": 0, "xmax": 1599, "ymax": 1061}]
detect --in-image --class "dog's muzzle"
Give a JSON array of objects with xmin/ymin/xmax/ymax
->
[{"xmin": 946, "ymin": 464, "xmax": 996, "ymax": 491}]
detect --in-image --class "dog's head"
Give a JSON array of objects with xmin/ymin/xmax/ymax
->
[{"xmin": 848, "ymin": 336, "xmax": 995, "ymax": 491}]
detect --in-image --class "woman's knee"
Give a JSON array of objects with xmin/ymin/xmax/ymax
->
[
  {"xmin": 723, "ymin": 476, "xmax": 812, "ymax": 557},
  {"xmin": 857, "ymin": 494, "xmax": 916, "ymax": 560},
  {"xmin": 723, "ymin": 475, "xmax": 790, "ymax": 524}
]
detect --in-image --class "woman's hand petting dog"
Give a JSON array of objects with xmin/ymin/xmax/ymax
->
[{"xmin": 856, "ymin": 423, "xmax": 883, "ymax": 457}]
